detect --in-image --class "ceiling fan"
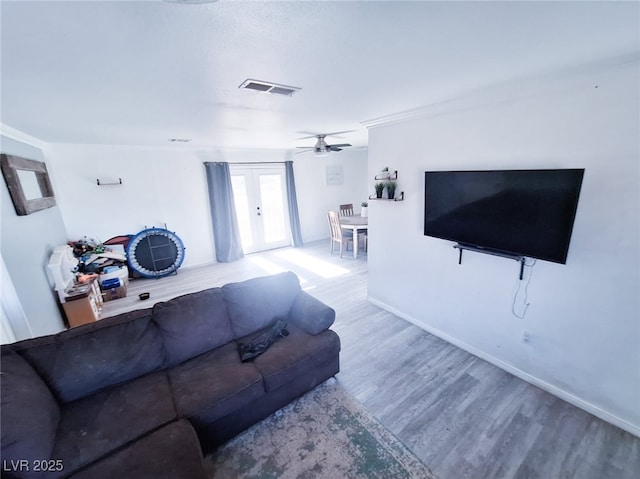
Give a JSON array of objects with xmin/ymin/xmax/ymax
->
[{"xmin": 295, "ymin": 131, "xmax": 353, "ymax": 157}]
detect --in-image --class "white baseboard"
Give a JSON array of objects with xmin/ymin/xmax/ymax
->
[{"xmin": 368, "ymin": 295, "xmax": 640, "ymax": 438}]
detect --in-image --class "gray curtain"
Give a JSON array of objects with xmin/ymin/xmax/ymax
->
[
  {"xmin": 204, "ymin": 162, "xmax": 244, "ymax": 262},
  {"xmin": 285, "ymin": 160, "xmax": 304, "ymax": 247}
]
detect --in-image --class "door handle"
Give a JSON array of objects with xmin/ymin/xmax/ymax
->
[{"xmin": 256, "ymin": 206, "xmax": 261, "ymax": 216}]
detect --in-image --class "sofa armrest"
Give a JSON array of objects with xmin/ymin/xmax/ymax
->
[{"xmin": 287, "ymin": 292, "xmax": 335, "ymax": 335}]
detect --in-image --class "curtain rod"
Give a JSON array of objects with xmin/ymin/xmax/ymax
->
[
  {"xmin": 227, "ymin": 161, "xmax": 288, "ymax": 165},
  {"xmin": 203, "ymin": 161, "xmax": 292, "ymax": 167}
]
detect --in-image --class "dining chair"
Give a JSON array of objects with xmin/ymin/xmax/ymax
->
[
  {"xmin": 339, "ymin": 204, "xmax": 354, "ymax": 216},
  {"xmin": 327, "ymin": 211, "xmax": 353, "ymax": 258}
]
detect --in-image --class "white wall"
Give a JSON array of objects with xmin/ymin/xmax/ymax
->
[
  {"xmin": 365, "ymin": 55, "xmax": 640, "ymax": 435},
  {"xmin": 45, "ymin": 145, "xmax": 368, "ymax": 267},
  {"xmin": 0, "ymin": 134, "xmax": 67, "ymax": 338},
  {"xmin": 45, "ymin": 145, "xmax": 216, "ymax": 267}
]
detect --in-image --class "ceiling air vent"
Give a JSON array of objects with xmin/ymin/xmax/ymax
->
[{"xmin": 239, "ymin": 79, "xmax": 301, "ymax": 97}]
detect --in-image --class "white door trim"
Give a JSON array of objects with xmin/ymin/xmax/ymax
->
[{"xmin": 1, "ymin": 253, "xmax": 32, "ymax": 343}]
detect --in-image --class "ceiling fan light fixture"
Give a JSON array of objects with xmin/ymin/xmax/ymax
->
[{"xmin": 296, "ymin": 133, "xmax": 353, "ymax": 157}]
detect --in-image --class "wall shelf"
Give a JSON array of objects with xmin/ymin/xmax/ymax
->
[
  {"xmin": 97, "ymin": 178, "xmax": 122, "ymax": 186},
  {"xmin": 369, "ymin": 191, "xmax": 405, "ymax": 201},
  {"xmin": 374, "ymin": 170, "xmax": 398, "ymax": 181},
  {"xmin": 371, "ymin": 170, "xmax": 404, "ymax": 201}
]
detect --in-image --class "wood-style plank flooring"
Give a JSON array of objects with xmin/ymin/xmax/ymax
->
[{"xmin": 101, "ymin": 241, "xmax": 640, "ymax": 479}]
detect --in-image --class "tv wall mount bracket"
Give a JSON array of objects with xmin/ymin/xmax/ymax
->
[{"xmin": 453, "ymin": 243, "xmax": 527, "ymax": 280}]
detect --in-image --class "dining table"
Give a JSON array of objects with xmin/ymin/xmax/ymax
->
[{"xmin": 339, "ymin": 214, "xmax": 368, "ymax": 258}]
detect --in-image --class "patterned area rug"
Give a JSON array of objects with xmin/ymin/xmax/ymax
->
[{"xmin": 205, "ymin": 378, "xmax": 436, "ymax": 479}]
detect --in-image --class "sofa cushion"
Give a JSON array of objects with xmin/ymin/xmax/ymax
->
[
  {"xmin": 222, "ymin": 272, "xmax": 302, "ymax": 338},
  {"xmin": 288, "ymin": 291, "xmax": 336, "ymax": 335},
  {"xmin": 100, "ymin": 307, "xmax": 153, "ymax": 324},
  {"xmin": 52, "ymin": 372, "xmax": 176, "ymax": 477},
  {"xmin": 168, "ymin": 342, "xmax": 265, "ymax": 424},
  {"xmin": 69, "ymin": 420, "xmax": 206, "ymax": 479},
  {"xmin": 0, "ymin": 349, "xmax": 60, "ymax": 476},
  {"xmin": 17, "ymin": 315, "xmax": 164, "ymax": 403},
  {"xmin": 249, "ymin": 325, "xmax": 341, "ymax": 391},
  {"xmin": 152, "ymin": 287, "xmax": 234, "ymax": 367}
]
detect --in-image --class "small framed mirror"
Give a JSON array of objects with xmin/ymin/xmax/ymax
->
[{"xmin": 1, "ymin": 154, "xmax": 56, "ymax": 216}]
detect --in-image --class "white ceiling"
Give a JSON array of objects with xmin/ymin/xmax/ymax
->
[{"xmin": 1, "ymin": 1, "xmax": 638, "ymax": 151}]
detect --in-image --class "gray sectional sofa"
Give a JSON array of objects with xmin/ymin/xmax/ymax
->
[{"xmin": 1, "ymin": 272, "xmax": 340, "ymax": 478}]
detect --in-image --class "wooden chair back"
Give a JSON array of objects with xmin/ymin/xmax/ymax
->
[
  {"xmin": 328, "ymin": 211, "xmax": 344, "ymax": 240},
  {"xmin": 339, "ymin": 204, "xmax": 354, "ymax": 216},
  {"xmin": 328, "ymin": 210, "xmax": 354, "ymax": 257}
]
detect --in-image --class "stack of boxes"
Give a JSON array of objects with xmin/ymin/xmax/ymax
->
[{"xmin": 99, "ymin": 265, "xmax": 128, "ymax": 302}]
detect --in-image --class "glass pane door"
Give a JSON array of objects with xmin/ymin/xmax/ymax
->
[
  {"xmin": 231, "ymin": 166, "xmax": 290, "ymax": 254},
  {"xmin": 230, "ymin": 175, "xmax": 254, "ymax": 251},
  {"xmin": 258, "ymin": 173, "xmax": 287, "ymax": 244}
]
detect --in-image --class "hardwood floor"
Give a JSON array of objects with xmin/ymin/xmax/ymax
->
[{"xmin": 101, "ymin": 241, "xmax": 640, "ymax": 479}]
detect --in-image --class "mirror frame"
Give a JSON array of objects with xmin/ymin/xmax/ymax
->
[{"xmin": 1, "ymin": 153, "xmax": 56, "ymax": 216}]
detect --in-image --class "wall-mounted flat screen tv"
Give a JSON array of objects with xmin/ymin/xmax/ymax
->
[{"xmin": 424, "ymin": 169, "xmax": 585, "ymax": 264}]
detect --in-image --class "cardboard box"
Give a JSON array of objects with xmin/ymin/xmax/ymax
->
[{"xmin": 102, "ymin": 284, "xmax": 127, "ymax": 302}]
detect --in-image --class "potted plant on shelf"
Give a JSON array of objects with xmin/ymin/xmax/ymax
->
[
  {"xmin": 374, "ymin": 182, "xmax": 385, "ymax": 198},
  {"xmin": 378, "ymin": 167, "xmax": 390, "ymax": 180},
  {"xmin": 361, "ymin": 201, "xmax": 368, "ymax": 218},
  {"xmin": 386, "ymin": 181, "xmax": 397, "ymax": 200}
]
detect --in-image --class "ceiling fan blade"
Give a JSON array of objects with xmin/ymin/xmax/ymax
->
[
  {"xmin": 323, "ymin": 130, "xmax": 356, "ymax": 138},
  {"xmin": 296, "ymin": 146, "xmax": 315, "ymax": 149},
  {"xmin": 328, "ymin": 143, "xmax": 351, "ymax": 148},
  {"xmin": 296, "ymin": 131, "xmax": 323, "ymax": 140},
  {"xmin": 295, "ymin": 149, "xmax": 315, "ymax": 155},
  {"xmin": 295, "ymin": 130, "xmax": 356, "ymax": 141}
]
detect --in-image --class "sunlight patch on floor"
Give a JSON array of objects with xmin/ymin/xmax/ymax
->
[
  {"xmin": 247, "ymin": 255, "xmax": 308, "ymax": 284},
  {"xmin": 273, "ymin": 249, "xmax": 350, "ymax": 278}
]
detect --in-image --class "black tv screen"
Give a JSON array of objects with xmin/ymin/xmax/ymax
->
[{"xmin": 424, "ymin": 169, "xmax": 585, "ymax": 264}]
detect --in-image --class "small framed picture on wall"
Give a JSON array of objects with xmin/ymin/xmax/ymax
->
[{"xmin": 325, "ymin": 165, "xmax": 343, "ymax": 186}]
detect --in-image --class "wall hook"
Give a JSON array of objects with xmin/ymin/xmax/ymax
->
[{"xmin": 96, "ymin": 178, "xmax": 122, "ymax": 186}]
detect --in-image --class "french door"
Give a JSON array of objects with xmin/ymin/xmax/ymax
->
[{"xmin": 230, "ymin": 165, "xmax": 291, "ymax": 254}]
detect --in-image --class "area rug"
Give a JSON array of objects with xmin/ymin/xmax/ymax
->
[{"xmin": 204, "ymin": 378, "xmax": 436, "ymax": 479}]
